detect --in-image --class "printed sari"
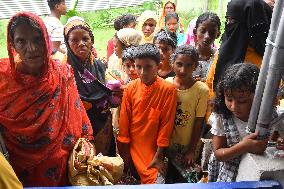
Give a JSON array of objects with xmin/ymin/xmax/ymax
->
[{"xmin": 0, "ymin": 12, "xmax": 93, "ymax": 187}]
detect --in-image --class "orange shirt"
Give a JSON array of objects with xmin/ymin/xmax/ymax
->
[{"xmin": 117, "ymin": 77, "xmax": 177, "ymax": 184}]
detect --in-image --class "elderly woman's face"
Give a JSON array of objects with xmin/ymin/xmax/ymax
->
[
  {"xmin": 142, "ymin": 18, "xmax": 156, "ymax": 37},
  {"xmin": 13, "ymin": 23, "xmax": 45, "ymax": 76},
  {"xmin": 68, "ymin": 28, "xmax": 93, "ymax": 62}
]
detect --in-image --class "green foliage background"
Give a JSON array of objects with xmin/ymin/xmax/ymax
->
[{"xmin": 0, "ymin": 0, "xmax": 227, "ymax": 58}]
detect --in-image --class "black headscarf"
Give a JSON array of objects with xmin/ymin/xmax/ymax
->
[
  {"xmin": 64, "ymin": 19, "xmax": 111, "ymax": 104},
  {"xmin": 213, "ymin": 0, "xmax": 272, "ymax": 88}
]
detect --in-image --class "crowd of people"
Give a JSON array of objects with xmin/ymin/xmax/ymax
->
[{"xmin": 0, "ymin": 0, "xmax": 283, "ymax": 188}]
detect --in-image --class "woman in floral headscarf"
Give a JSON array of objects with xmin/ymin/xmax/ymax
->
[
  {"xmin": 0, "ymin": 12, "xmax": 93, "ymax": 187},
  {"xmin": 64, "ymin": 17, "xmax": 117, "ymax": 156}
]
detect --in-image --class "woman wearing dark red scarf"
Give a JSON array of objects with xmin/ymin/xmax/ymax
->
[{"xmin": 0, "ymin": 12, "xmax": 93, "ymax": 187}]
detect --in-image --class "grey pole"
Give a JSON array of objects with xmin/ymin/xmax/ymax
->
[
  {"xmin": 255, "ymin": 5, "xmax": 284, "ymax": 138},
  {"xmin": 247, "ymin": 0, "xmax": 284, "ymax": 133}
]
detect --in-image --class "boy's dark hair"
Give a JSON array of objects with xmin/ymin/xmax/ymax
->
[
  {"xmin": 113, "ymin": 14, "xmax": 136, "ymax": 31},
  {"xmin": 153, "ymin": 30, "xmax": 177, "ymax": 49},
  {"xmin": 214, "ymin": 63, "xmax": 259, "ymax": 118},
  {"xmin": 170, "ymin": 44, "xmax": 199, "ymax": 67},
  {"xmin": 47, "ymin": 0, "xmax": 64, "ymax": 10},
  {"xmin": 133, "ymin": 44, "xmax": 160, "ymax": 65},
  {"xmin": 165, "ymin": 12, "xmax": 179, "ymax": 23},
  {"xmin": 195, "ymin": 12, "xmax": 221, "ymax": 31},
  {"xmin": 122, "ymin": 46, "xmax": 136, "ymax": 63}
]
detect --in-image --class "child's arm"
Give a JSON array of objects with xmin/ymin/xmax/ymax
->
[
  {"xmin": 213, "ymin": 132, "xmax": 268, "ymax": 162},
  {"xmin": 117, "ymin": 86, "xmax": 132, "ymax": 171},
  {"xmin": 117, "ymin": 141, "xmax": 131, "ymax": 172},
  {"xmin": 185, "ymin": 84, "xmax": 209, "ymax": 165},
  {"xmin": 150, "ymin": 88, "xmax": 177, "ymax": 175},
  {"xmin": 157, "ymin": 88, "xmax": 177, "ymax": 147},
  {"xmin": 148, "ymin": 147, "xmax": 166, "ymax": 176},
  {"xmin": 185, "ymin": 117, "xmax": 204, "ymax": 165}
]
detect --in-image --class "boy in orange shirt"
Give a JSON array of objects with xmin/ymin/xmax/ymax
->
[{"xmin": 117, "ymin": 44, "xmax": 177, "ymax": 184}]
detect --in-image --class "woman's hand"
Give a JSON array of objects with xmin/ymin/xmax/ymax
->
[
  {"xmin": 242, "ymin": 132, "xmax": 268, "ymax": 154},
  {"xmin": 148, "ymin": 156, "xmax": 166, "ymax": 177}
]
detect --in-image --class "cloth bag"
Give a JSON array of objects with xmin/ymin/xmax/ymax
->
[{"xmin": 68, "ymin": 138, "xmax": 124, "ymax": 186}]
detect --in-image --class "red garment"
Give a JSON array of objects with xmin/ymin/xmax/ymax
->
[
  {"xmin": 0, "ymin": 12, "xmax": 93, "ymax": 187},
  {"xmin": 107, "ymin": 38, "xmax": 115, "ymax": 62}
]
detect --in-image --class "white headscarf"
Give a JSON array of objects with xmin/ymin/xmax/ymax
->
[{"xmin": 116, "ymin": 28, "xmax": 142, "ymax": 47}]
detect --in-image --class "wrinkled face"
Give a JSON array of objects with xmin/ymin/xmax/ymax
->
[
  {"xmin": 195, "ymin": 20, "xmax": 220, "ymax": 49},
  {"xmin": 173, "ymin": 54, "xmax": 196, "ymax": 80},
  {"xmin": 165, "ymin": 17, "xmax": 178, "ymax": 33},
  {"xmin": 135, "ymin": 58, "xmax": 159, "ymax": 85},
  {"xmin": 113, "ymin": 37, "xmax": 123, "ymax": 58},
  {"xmin": 13, "ymin": 23, "xmax": 45, "ymax": 76},
  {"xmin": 68, "ymin": 28, "xmax": 93, "ymax": 62},
  {"xmin": 224, "ymin": 89, "xmax": 254, "ymax": 122},
  {"xmin": 123, "ymin": 59, "xmax": 138, "ymax": 80},
  {"xmin": 165, "ymin": 2, "xmax": 175, "ymax": 14},
  {"xmin": 57, "ymin": 1, "xmax": 67, "ymax": 15},
  {"xmin": 155, "ymin": 41, "xmax": 174, "ymax": 65},
  {"xmin": 142, "ymin": 18, "xmax": 156, "ymax": 37}
]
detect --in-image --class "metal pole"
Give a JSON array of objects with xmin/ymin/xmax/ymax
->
[
  {"xmin": 255, "ymin": 5, "xmax": 284, "ymax": 138},
  {"xmin": 247, "ymin": 0, "xmax": 284, "ymax": 133}
]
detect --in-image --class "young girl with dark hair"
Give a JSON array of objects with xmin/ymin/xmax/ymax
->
[
  {"xmin": 164, "ymin": 12, "xmax": 185, "ymax": 46},
  {"xmin": 208, "ymin": 63, "xmax": 268, "ymax": 182},
  {"xmin": 166, "ymin": 45, "xmax": 209, "ymax": 183},
  {"xmin": 192, "ymin": 12, "xmax": 221, "ymax": 81},
  {"xmin": 154, "ymin": 30, "xmax": 177, "ymax": 79}
]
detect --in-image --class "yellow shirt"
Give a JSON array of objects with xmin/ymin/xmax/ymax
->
[
  {"xmin": 166, "ymin": 78, "xmax": 209, "ymax": 151},
  {"xmin": 0, "ymin": 153, "xmax": 23, "ymax": 189}
]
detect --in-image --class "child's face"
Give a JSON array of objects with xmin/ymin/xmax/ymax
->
[
  {"xmin": 194, "ymin": 20, "xmax": 220, "ymax": 49},
  {"xmin": 173, "ymin": 54, "xmax": 196, "ymax": 79},
  {"xmin": 224, "ymin": 89, "xmax": 254, "ymax": 122},
  {"xmin": 113, "ymin": 37, "xmax": 123, "ymax": 58},
  {"xmin": 166, "ymin": 17, "xmax": 178, "ymax": 33},
  {"xmin": 135, "ymin": 58, "xmax": 159, "ymax": 85},
  {"xmin": 142, "ymin": 19, "xmax": 156, "ymax": 37},
  {"xmin": 155, "ymin": 41, "xmax": 174, "ymax": 65},
  {"xmin": 123, "ymin": 59, "xmax": 138, "ymax": 80}
]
